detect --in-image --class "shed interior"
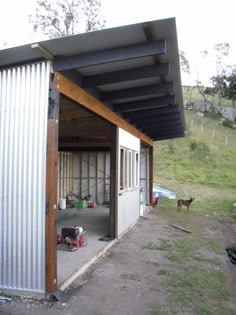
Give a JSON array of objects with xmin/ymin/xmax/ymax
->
[{"xmin": 57, "ymin": 94, "xmax": 115, "ymax": 286}]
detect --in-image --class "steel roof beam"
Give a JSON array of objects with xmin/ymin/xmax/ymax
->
[
  {"xmin": 142, "ymin": 120, "xmax": 182, "ymax": 128},
  {"xmin": 123, "ymin": 104, "xmax": 179, "ymax": 119},
  {"xmin": 82, "ymin": 63, "xmax": 169, "ymax": 88},
  {"xmin": 101, "ymin": 82, "xmax": 174, "ymax": 102},
  {"xmin": 53, "ymin": 40, "xmax": 166, "ymax": 71},
  {"xmin": 130, "ymin": 112, "xmax": 180, "ymax": 124},
  {"xmin": 150, "ymin": 129, "xmax": 185, "ymax": 138},
  {"xmin": 144, "ymin": 127, "xmax": 184, "ymax": 136},
  {"xmin": 142, "ymin": 123, "xmax": 183, "ymax": 133},
  {"xmin": 153, "ymin": 133, "xmax": 185, "ymax": 141}
]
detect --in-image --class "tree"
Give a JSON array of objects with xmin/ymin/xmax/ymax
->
[
  {"xmin": 29, "ymin": 0, "xmax": 106, "ymax": 39},
  {"xmin": 179, "ymin": 50, "xmax": 194, "ymax": 101},
  {"xmin": 224, "ymin": 66, "xmax": 236, "ymax": 107},
  {"xmin": 179, "ymin": 50, "xmax": 191, "ymax": 75},
  {"xmin": 195, "ymin": 51, "xmax": 209, "ymax": 106},
  {"xmin": 210, "ymin": 43, "xmax": 231, "ymax": 105}
]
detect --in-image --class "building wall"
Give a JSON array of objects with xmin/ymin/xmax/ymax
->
[
  {"xmin": 140, "ymin": 144, "xmax": 150, "ymax": 204},
  {"xmin": 58, "ymin": 151, "xmax": 110, "ymax": 205},
  {"xmin": 58, "ymin": 152, "xmax": 75, "ymax": 200},
  {"xmin": 117, "ymin": 128, "xmax": 140, "ymax": 236},
  {"xmin": 0, "ymin": 62, "xmax": 50, "ymax": 294}
]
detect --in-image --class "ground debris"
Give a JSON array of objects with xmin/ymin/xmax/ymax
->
[
  {"xmin": 226, "ymin": 246, "xmax": 236, "ymax": 265},
  {"xmin": 171, "ymin": 224, "xmax": 192, "ymax": 234}
]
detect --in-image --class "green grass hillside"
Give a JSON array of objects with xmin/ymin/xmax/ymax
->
[
  {"xmin": 153, "ymin": 109, "xmax": 236, "ymax": 215},
  {"xmin": 183, "ymin": 86, "xmax": 234, "ymax": 107}
]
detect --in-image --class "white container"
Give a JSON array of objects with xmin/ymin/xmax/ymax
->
[
  {"xmin": 59, "ymin": 198, "xmax": 66, "ymax": 210},
  {"xmin": 140, "ymin": 204, "xmax": 144, "ymax": 217}
]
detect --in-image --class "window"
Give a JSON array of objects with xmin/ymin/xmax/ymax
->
[
  {"xmin": 119, "ymin": 147, "xmax": 139, "ymax": 192},
  {"xmin": 128, "ymin": 150, "xmax": 132, "ymax": 189},
  {"xmin": 120, "ymin": 148, "xmax": 124, "ymax": 190},
  {"xmin": 134, "ymin": 152, "xmax": 139, "ymax": 187}
]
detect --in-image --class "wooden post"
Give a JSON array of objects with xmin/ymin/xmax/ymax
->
[
  {"xmin": 45, "ymin": 75, "xmax": 59, "ymax": 292},
  {"xmin": 110, "ymin": 125, "xmax": 118, "ymax": 238},
  {"xmin": 149, "ymin": 146, "xmax": 154, "ymax": 205}
]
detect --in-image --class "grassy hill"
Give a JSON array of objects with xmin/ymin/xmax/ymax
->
[
  {"xmin": 153, "ymin": 109, "xmax": 236, "ymax": 215},
  {"xmin": 183, "ymin": 85, "xmax": 234, "ymax": 107}
]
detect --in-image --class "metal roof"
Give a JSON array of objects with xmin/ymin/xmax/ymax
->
[{"xmin": 0, "ymin": 17, "xmax": 185, "ymax": 142}]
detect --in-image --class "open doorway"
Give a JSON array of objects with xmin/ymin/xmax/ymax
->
[{"xmin": 56, "ymin": 94, "xmax": 116, "ymax": 287}]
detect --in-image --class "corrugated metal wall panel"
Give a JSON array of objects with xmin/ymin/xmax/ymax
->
[
  {"xmin": 74, "ymin": 152, "xmax": 110, "ymax": 204},
  {"xmin": 0, "ymin": 62, "xmax": 50, "ymax": 293}
]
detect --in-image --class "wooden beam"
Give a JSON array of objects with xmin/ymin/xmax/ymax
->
[
  {"xmin": 55, "ymin": 72, "xmax": 153, "ymax": 146},
  {"xmin": 53, "ymin": 40, "xmax": 166, "ymax": 71},
  {"xmin": 101, "ymin": 82, "xmax": 174, "ymax": 102},
  {"xmin": 82, "ymin": 63, "xmax": 169, "ymax": 88}
]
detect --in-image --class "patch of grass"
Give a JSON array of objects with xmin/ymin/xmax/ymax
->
[
  {"xmin": 166, "ymin": 269, "xmax": 230, "ymax": 308},
  {"xmin": 207, "ymin": 239, "xmax": 223, "ymax": 254},
  {"xmin": 191, "ymin": 253, "xmax": 221, "ymax": 265},
  {"xmin": 167, "ymin": 239, "xmax": 194, "ymax": 263},
  {"xmin": 158, "ymin": 269, "xmax": 171, "ymax": 276},
  {"xmin": 194, "ymin": 198, "xmax": 236, "ymax": 218},
  {"xmin": 150, "ymin": 308, "xmax": 177, "ymax": 315},
  {"xmin": 143, "ymin": 240, "xmax": 173, "ymax": 251}
]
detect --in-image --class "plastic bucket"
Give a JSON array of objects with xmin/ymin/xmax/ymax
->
[{"xmin": 59, "ymin": 198, "xmax": 66, "ymax": 210}]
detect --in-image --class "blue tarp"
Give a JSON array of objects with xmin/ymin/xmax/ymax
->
[{"xmin": 153, "ymin": 186, "xmax": 176, "ymax": 199}]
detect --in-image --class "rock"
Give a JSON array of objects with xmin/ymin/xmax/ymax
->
[
  {"xmin": 221, "ymin": 107, "xmax": 236, "ymax": 121},
  {"xmin": 193, "ymin": 101, "xmax": 214, "ymax": 113}
]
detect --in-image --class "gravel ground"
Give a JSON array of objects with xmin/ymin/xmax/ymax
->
[{"xmin": 1, "ymin": 206, "xmax": 236, "ymax": 315}]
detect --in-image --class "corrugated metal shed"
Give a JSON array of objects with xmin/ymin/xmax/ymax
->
[
  {"xmin": 0, "ymin": 61, "xmax": 50, "ymax": 294},
  {"xmin": 0, "ymin": 17, "xmax": 185, "ymax": 141}
]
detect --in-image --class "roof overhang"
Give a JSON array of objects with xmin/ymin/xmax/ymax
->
[{"xmin": 0, "ymin": 17, "xmax": 185, "ymax": 143}]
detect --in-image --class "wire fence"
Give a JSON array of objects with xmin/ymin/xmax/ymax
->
[{"xmin": 189, "ymin": 120, "xmax": 236, "ymax": 147}]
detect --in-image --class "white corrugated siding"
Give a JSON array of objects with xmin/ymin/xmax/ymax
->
[{"xmin": 0, "ymin": 62, "xmax": 50, "ymax": 293}]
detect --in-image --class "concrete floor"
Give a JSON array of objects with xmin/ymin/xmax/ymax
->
[{"xmin": 57, "ymin": 205, "xmax": 111, "ymax": 287}]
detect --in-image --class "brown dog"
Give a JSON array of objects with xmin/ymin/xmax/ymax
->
[{"xmin": 177, "ymin": 197, "xmax": 195, "ymax": 212}]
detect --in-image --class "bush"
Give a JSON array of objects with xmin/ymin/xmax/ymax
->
[
  {"xmin": 222, "ymin": 119, "xmax": 235, "ymax": 129},
  {"xmin": 189, "ymin": 141, "xmax": 210, "ymax": 161}
]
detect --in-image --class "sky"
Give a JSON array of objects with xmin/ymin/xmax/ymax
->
[{"xmin": 0, "ymin": 0, "xmax": 235, "ymax": 85}]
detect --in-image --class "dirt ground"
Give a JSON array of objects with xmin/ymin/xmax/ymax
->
[{"xmin": 1, "ymin": 205, "xmax": 236, "ymax": 315}]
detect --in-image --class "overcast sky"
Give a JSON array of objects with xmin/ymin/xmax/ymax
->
[{"xmin": 0, "ymin": 0, "xmax": 235, "ymax": 85}]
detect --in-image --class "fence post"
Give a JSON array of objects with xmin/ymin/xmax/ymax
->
[
  {"xmin": 201, "ymin": 124, "xmax": 203, "ymax": 132},
  {"xmin": 225, "ymin": 136, "xmax": 228, "ymax": 145},
  {"xmin": 212, "ymin": 130, "xmax": 215, "ymax": 138}
]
